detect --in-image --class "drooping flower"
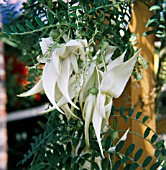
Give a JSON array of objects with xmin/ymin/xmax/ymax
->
[
  {"xmin": 18, "ymin": 37, "xmax": 87, "ymax": 118},
  {"xmin": 91, "ymin": 50, "xmax": 140, "ymax": 157},
  {"xmin": 18, "ymin": 36, "xmax": 140, "ymax": 157}
]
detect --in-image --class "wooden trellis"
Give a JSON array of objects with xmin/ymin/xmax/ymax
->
[{"xmin": 110, "ymin": 1, "xmax": 156, "ymax": 169}]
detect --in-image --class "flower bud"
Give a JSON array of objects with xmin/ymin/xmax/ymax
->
[
  {"xmin": 49, "ymin": 29, "xmax": 60, "ymax": 40},
  {"xmin": 88, "ymin": 87, "xmax": 99, "ymax": 95}
]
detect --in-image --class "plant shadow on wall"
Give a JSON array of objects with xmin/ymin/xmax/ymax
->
[{"xmin": 0, "ymin": 0, "xmax": 166, "ymax": 169}]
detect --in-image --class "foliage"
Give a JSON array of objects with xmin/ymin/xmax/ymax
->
[
  {"xmin": 143, "ymin": 0, "xmax": 166, "ymax": 113},
  {"xmin": 17, "ymin": 107, "xmax": 166, "ymax": 170},
  {"xmin": 0, "ymin": 0, "xmax": 166, "ymax": 169},
  {"xmin": 0, "ymin": 0, "xmax": 146, "ymax": 81}
]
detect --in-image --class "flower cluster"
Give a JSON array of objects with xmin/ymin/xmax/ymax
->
[{"xmin": 18, "ymin": 37, "xmax": 139, "ymax": 157}]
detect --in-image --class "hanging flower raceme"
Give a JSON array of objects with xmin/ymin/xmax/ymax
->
[
  {"xmin": 18, "ymin": 37, "xmax": 87, "ymax": 118},
  {"xmin": 18, "ymin": 37, "xmax": 140, "ymax": 157}
]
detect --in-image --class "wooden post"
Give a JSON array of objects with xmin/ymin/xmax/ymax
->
[{"xmin": 110, "ymin": 1, "xmax": 156, "ymax": 168}]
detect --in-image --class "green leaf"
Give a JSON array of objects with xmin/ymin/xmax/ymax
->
[
  {"xmin": 73, "ymin": 163, "xmax": 79, "ymax": 170},
  {"xmin": 150, "ymin": 162, "xmax": 161, "ymax": 170},
  {"xmin": 125, "ymin": 144, "xmax": 135, "ymax": 156},
  {"xmin": 156, "ymin": 34, "xmax": 164, "ymax": 38},
  {"xmin": 121, "ymin": 157, "xmax": 129, "ymax": 163},
  {"xmin": 113, "ymin": 117, "xmax": 118, "ymax": 130},
  {"xmin": 91, "ymin": 162, "xmax": 100, "ymax": 170},
  {"xmin": 120, "ymin": 106, "xmax": 125, "ymax": 115},
  {"xmin": 129, "ymin": 163, "xmax": 139, "ymax": 170},
  {"xmin": 29, "ymin": 163, "xmax": 48, "ymax": 170},
  {"xmin": 65, "ymin": 11, "xmax": 69, "ymax": 22},
  {"xmin": 102, "ymin": 28, "xmax": 111, "ymax": 36},
  {"xmin": 10, "ymin": 25, "xmax": 18, "ymax": 33},
  {"xmin": 151, "ymin": 134, "xmax": 157, "ymax": 143},
  {"xmin": 159, "ymin": 155, "xmax": 165, "ymax": 163},
  {"xmin": 25, "ymin": 20, "xmax": 35, "ymax": 30},
  {"xmin": 162, "ymin": 161, "xmax": 166, "ymax": 168},
  {"xmin": 71, "ymin": 157, "xmax": 78, "ymax": 165},
  {"xmin": 58, "ymin": 0, "xmax": 67, "ymax": 8},
  {"xmin": 143, "ymin": 30, "xmax": 156, "ymax": 36},
  {"xmin": 39, "ymin": 133, "xmax": 42, "ymax": 141},
  {"xmin": 144, "ymin": 127, "xmax": 150, "ymax": 138},
  {"xmin": 115, "ymin": 140, "xmax": 125, "ymax": 152},
  {"xmin": 78, "ymin": 158, "xmax": 85, "ymax": 166},
  {"xmin": 102, "ymin": 158, "xmax": 108, "ymax": 170},
  {"xmin": 37, "ymin": 121, "xmax": 46, "ymax": 129},
  {"xmin": 142, "ymin": 156, "xmax": 152, "ymax": 167},
  {"xmin": 136, "ymin": 112, "xmax": 142, "ymax": 119},
  {"xmin": 67, "ymin": 142, "xmax": 72, "ymax": 154},
  {"xmin": 124, "ymin": 164, "xmax": 131, "ymax": 170},
  {"xmin": 156, "ymin": 140, "xmax": 164, "ymax": 149},
  {"xmin": 105, "ymin": 135, "xmax": 112, "ymax": 150},
  {"xmin": 83, "ymin": 153, "xmax": 91, "ymax": 159},
  {"xmin": 162, "ymin": 149, "xmax": 166, "ymax": 156},
  {"xmin": 128, "ymin": 108, "xmax": 134, "ymax": 117},
  {"xmin": 146, "ymin": 19, "xmax": 158, "ymax": 28},
  {"xmin": 111, "ymin": 106, "xmax": 116, "ymax": 115},
  {"xmin": 47, "ymin": 151, "xmax": 54, "ymax": 165},
  {"xmin": 150, "ymin": 5, "xmax": 161, "ymax": 11},
  {"xmin": 47, "ymin": 0, "xmax": 54, "ymax": 8},
  {"xmin": 35, "ymin": 16, "xmax": 44, "ymax": 27},
  {"xmin": 47, "ymin": 12, "xmax": 54, "ymax": 25},
  {"xmin": 123, "ymin": 115, "xmax": 128, "ymax": 122},
  {"xmin": 17, "ymin": 24, "xmax": 26, "ymax": 32},
  {"xmin": 3, "ymin": 25, "xmax": 11, "ymax": 34},
  {"xmin": 56, "ymin": 11, "xmax": 62, "ymax": 22},
  {"xmin": 143, "ymin": 116, "xmax": 149, "ymax": 123},
  {"xmin": 113, "ymin": 160, "xmax": 121, "ymax": 170},
  {"xmin": 62, "ymin": 155, "xmax": 70, "ymax": 164},
  {"xmin": 159, "ymin": 24, "xmax": 165, "ymax": 29},
  {"xmin": 134, "ymin": 149, "xmax": 143, "ymax": 161},
  {"xmin": 154, "ymin": 150, "xmax": 160, "ymax": 157}
]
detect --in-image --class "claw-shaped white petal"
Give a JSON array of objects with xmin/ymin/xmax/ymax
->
[
  {"xmin": 40, "ymin": 37, "xmax": 54, "ymax": 55},
  {"xmin": 57, "ymin": 57, "xmax": 79, "ymax": 110},
  {"xmin": 61, "ymin": 104, "xmax": 80, "ymax": 119},
  {"xmin": 107, "ymin": 50, "xmax": 126, "ymax": 71},
  {"xmin": 101, "ymin": 50, "xmax": 140, "ymax": 98},
  {"xmin": 17, "ymin": 79, "xmax": 43, "ymax": 97},
  {"xmin": 42, "ymin": 61, "xmax": 63, "ymax": 114},
  {"xmin": 83, "ymin": 94, "xmax": 96, "ymax": 147},
  {"xmin": 92, "ymin": 103, "xmax": 104, "ymax": 158}
]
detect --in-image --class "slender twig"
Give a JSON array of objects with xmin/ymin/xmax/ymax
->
[{"xmin": 106, "ymin": 151, "xmax": 147, "ymax": 169}]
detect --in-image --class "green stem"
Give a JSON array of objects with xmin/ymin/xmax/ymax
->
[
  {"xmin": 88, "ymin": 0, "xmax": 134, "ymax": 14},
  {"xmin": 117, "ymin": 129, "xmax": 156, "ymax": 149},
  {"xmin": 6, "ymin": 23, "xmax": 73, "ymax": 36},
  {"xmin": 37, "ymin": 1, "xmax": 57, "ymax": 18},
  {"xmin": 112, "ymin": 114, "xmax": 156, "ymax": 135},
  {"xmin": 106, "ymin": 150, "xmax": 146, "ymax": 169}
]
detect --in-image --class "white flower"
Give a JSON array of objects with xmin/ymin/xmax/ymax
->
[
  {"xmin": 18, "ymin": 37, "xmax": 87, "ymax": 118},
  {"xmin": 100, "ymin": 50, "xmax": 140, "ymax": 98},
  {"xmin": 18, "ymin": 36, "xmax": 140, "ymax": 158},
  {"xmin": 92, "ymin": 50, "xmax": 140, "ymax": 157},
  {"xmin": 83, "ymin": 93, "xmax": 96, "ymax": 147}
]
